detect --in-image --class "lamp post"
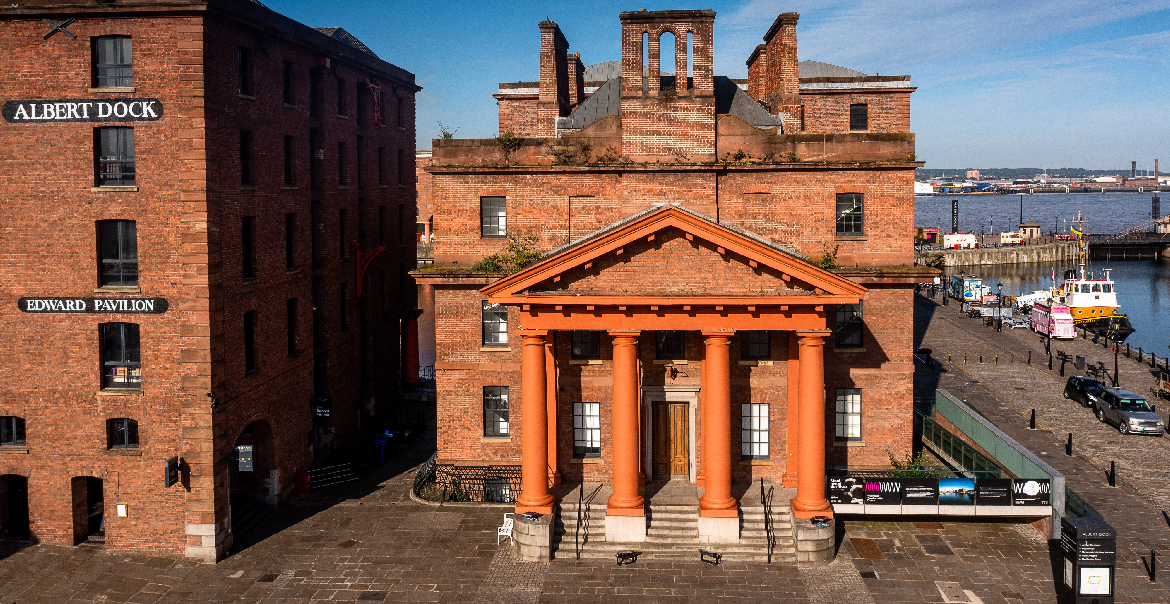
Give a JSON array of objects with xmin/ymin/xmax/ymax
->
[
  {"xmin": 1112, "ymin": 336, "xmax": 1120, "ymax": 388},
  {"xmin": 996, "ymin": 282, "xmax": 1003, "ymax": 331}
]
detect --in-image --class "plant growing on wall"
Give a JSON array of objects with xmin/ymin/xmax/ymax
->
[
  {"xmin": 887, "ymin": 450, "xmax": 945, "ymax": 478},
  {"xmin": 495, "ymin": 130, "xmax": 524, "ymax": 160},
  {"xmin": 438, "ymin": 121, "xmax": 458, "ymax": 139},
  {"xmin": 816, "ymin": 243, "xmax": 839, "ymax": 269},
  {"xmin": 472, "ymin": 234, "xmax": 542, "ymax": 273}
]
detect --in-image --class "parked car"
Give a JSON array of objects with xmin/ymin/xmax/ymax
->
[
  {"xmin": 1064, "ymin": 376, "xmax": 1106, "ymax": 408},
  {"xmin": 1095, "ymin": 388, "xmax": 1166, "ymax": 435}
]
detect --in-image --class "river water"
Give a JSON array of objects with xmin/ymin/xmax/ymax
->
[{"xmin": 915, "ymin": 192, "xmax": 1170, "ymax": 354}]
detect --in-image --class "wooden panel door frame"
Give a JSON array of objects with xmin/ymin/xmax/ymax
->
[{"xmin": 640, "ymin": 385, "xmax": 698, "ymax": 483}]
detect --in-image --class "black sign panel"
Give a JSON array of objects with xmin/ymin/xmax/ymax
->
[
  {"xmin": 864, "ymin": 479, "xmax": 902, "ymax": 504},
  {"xmin": 18, "ymin": 297, "xmax": 168, "ymax": 314},
  {"xmin": 951, "ymin": 199, "xmax": 959, "ymax": 233},
  {"xmin": 235, "ymin": 445, "xmax": 253, "ymax": 472},
  {"xmin": 1012, "ymin": 479, "xmax": 1051, "ymax": 506},
  {"xmin": 976, "ymin": 478, "xmax": 1012, "ymax": 506},
  {"xmin": 3, "ymin": 98, "xmax": 164, "ymax": 123},
  {"xmin": 901, "ymin": 477, "xmax": 939, "ymax": 504},
  {"xmin": 827, "ymin": 477, "xmax": 865, "ymax": 504}
]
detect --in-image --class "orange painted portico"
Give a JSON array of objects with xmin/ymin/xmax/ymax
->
[{"xmin": 486, "ymin": 205, "xmax": 867, "ymax": 520}]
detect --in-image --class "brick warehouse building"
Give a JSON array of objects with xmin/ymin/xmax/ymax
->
[
  {"xmin": 0, "ymin": 0, "xmax": 418, "ymax": 561},
  {"xmin": 418, "ymin": 8, "xmax": 929, "ymax": 553}
]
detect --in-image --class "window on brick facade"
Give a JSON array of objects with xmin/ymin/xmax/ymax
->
[
  {"xmin": 741, "ymin": 403, "xmax": 769, "ymax": 458},
  {"xmin": 482, "ymin": 301, "xmax": 508, "ymax": 347},
  {"xmin": 573, "ymin": 402, "xmax": 601, "ymax": 458},
  {"xmin": 378, "ymin": 206, "xmax": 386, "ymax": 246},
  {"xmin": 480, "ymin": 197, "xmax": 506, "ymax": 238},
  {"xmin": 311, "ymin": 200, "xmax": 323, "ymax": 269},
  {"xmin": 835, "ymin": 303, "xmax": 864, "ymax": 348},
  {"xmin": 107, "ymin": 418, "xmax": 139, "ymax": 449},
  {"xmin": 397, "ymin": 149, "xmax": 406, "ymax": 185},
  {"xmin": 239, "ymin": 130, "xmax": 254, "ymax": 186},
  {"xmin": 377, "ymin": 147, "xmax": 385, "ymax": 185},
  {"xmin": 282, "ymin": 60, "xmax": 294, "ymax": 104},
  {"xmin": 483, "ymin": 386, "xmax": 509, "ymax": 437},
  {"xmin": 286, "ymin": 298, "xmax": 299, "ymax": 355},
  {"xmin": 571, "ymin": 331, "xmax": 601, "ymax": 360},
  {"xmin": 309, "ymin": 69, "xmax": 320, "ymax": 117},
  {"xmin": 356, "ymin": 82, "xmax": 365, "ymax": 126},
  {"xmin": 92, "ymin": 36, "xmax": 132, "ymax": 88},
  {"xmin": 356, "ymin": 136, "xmax": 365, "ymax": 190},
  {"xmin": 835, "ymin": 388, "xmax": 862, "ymax": 440},
  {"xmin": 336, "ymin": 78, "xmax": 347, "ymax": 116},
  {"xmin": 97, "ymin": 220, "xmax": 137, "ymax": 288},
  {"xmin": 100, "ymin": 323, "xmax": 140, "ymax": 389},
  {"xmin": 238, "ymin": 47, "xmax": 254, "ymax": 96},
  {"xmin": 835, "ymin": 193, "xmax": 864, "ymax": 236},
  {"xmin": 337, "ymin": 142, "xmax": 348, "ymax": 186},
  {"xmin": 849, "ymin": 103, "xmax": 868, "ymax": 131},
  {"xmin": 741, "ymin": 331, "xmax": 770, "ymax": 360},
  {"xmin": 284, "ymin": 212, "xmax": 297, "ymax": 269},
  {"xmin": 0, "ymin": 417, "xmax": 25, "ymax": 447},
  {"xmin": 396, "ymin": 96, "xmax": 404, "ymax": 127},
  {"xmin": 283, "ymin": 135, "xmax": 295, "ymax": 186},
  {"xmin": 244, "ymin": 310, "xmax": 257, "ymax": 374},
  {"xmin": 95, "ymin": 127, "xmax": 134, "ymax": 187},
  {"xmin": 338, "ymin": 208, "xmax": 348, "ymax": 258},
  {"xmin": 339, "ymin": 282, "xmax": 348, "ymax": 330},
  {"xmin": 309, "ymin": 128, "xmax": 322, "ymax": 190},
  {"xmin": 398, "ymin": 204, "xmax": 407, "ymax": 244},
  {"xmin": 655, "ymin": 331, "xmax": 685, "ymax": 360},
  {"xmin": 242, "ymin": 215, "xmax": 257, "ymax": 280}
]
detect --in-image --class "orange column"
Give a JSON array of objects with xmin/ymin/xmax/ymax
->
[
  {"xmin": 607, "ymin": 330, "xmax": 644, "ymax": 515},
  {"xmin": 782, "ymin": 333, "xmax": 800, "ymax": 488},
  {"xmin": 792, "ymin": 330, "xmax": 832, "ymax": 518},
  {"xmin": 699, "ymin": 331, "xmax": 737, "ymax": 516},
  {"xmin": 545, "ymin": 333, "xmax": 560, "ymax": 486},
  {"xmin": 516, "ymin": 331, "xmax": 554, "ymax": 514}
]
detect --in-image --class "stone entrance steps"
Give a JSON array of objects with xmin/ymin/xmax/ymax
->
[{"xmin": 551, "ymin": 485, "xmax": 797, "ymax": 562}]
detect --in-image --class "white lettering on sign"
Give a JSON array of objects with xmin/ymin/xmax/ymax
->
[{"xmin": 2, "ymin": 99, "xmax": 164, "ymax": 123}]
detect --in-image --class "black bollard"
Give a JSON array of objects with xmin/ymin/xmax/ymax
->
[
  {"xmin": 1048, "ymin": 353, "xmax": 1053, "ymax": 370},
  {"xmin": 1126, "ymin": 343, "xmax": 1130, "ymax": 358},
  {"xmin": 1028, "ymin": 351, "xmax": 1032, "ymax": 365},
  {"xmin": 1030, "ymin": 409, "xmax": 1036, "ymax": 429},
  {"xmin": 964, "ymin": 353, "xmax": 968, "ymax": 364},
  {"xmin": 1109, "ymin": 461, "xmax": 1116, "ymax": 487},
  {"xmin": 995, "ymin": 355, "xmax": 999, "ymax": 365},
  {"xmin": 948, "ymin": 353, "xmax": 952, "ymax": 363},
  {"xmin": 980, "ymin": 354, "xmax": 983, "ymax": 364},
  {"xmin": 1066, "ymin": 433, "xmax": 1072, "ymax": 456},
  {"xmin": 1060, "ymin": 358, "xmax": 1066, "ymax": 376}
]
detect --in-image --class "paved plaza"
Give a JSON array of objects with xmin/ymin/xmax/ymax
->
[{"xmin": 2, "ymin": 295, "xmax": 1170, "ymax": 602}]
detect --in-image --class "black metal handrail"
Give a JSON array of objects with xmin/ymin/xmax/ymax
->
[
  {"xmin": 575, "ymin": 484, "xmax": 602, "ymax": 560},
  {"xmin": 412, "ymin": 451, "xmax": 438, "ymax": 498},
  {"xmin": 760, "ymin": 478, "xmax": 776, "ymax": 564},
  {"xmin": 433, "ymin": 464, "xmax": 523, "ymax": 503}
]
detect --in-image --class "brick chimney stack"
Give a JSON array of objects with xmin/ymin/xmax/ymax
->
[
  {"xmin": 761, "ymin": 12, "xmax": 800, "ymax": 109},
  {"xmin": 746, "ymin": 44, "xmax": 767, "ymax": 101},
  {"xmin": 537, "ymin": 20, "xmax": 570, "ymax": 137},
  {"xmin": 567, "ymin": 52, "xmax": 585, "ymax": 107}
]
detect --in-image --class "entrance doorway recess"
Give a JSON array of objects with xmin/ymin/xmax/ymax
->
[{"xmin": 641, "ymin": 385, "xmax": 698, "ymax": 483}]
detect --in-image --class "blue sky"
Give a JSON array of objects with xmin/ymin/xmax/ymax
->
[{"xmin": 263, "ymin": 0, "xmax": 1170, "ymax": 170}]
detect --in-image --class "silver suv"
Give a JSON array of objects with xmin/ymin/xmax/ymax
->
[{"xmin": 1095, "ymin": 388, "xmax": 1165, "ymax": 436}]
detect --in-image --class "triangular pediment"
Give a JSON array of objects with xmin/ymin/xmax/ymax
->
[{"xmin": 483, "ymin": 205, "xmax": 866, "ymax": 306}]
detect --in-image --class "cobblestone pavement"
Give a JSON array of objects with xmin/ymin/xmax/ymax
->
[{"xmin": 916, "ymin": 294, "xmax": 1170, "ymax": 603}]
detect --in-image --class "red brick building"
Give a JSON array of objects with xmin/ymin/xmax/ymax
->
[
  {"xmin": 420, "ymin": 9, "xmax": 925, "ymax": 550},
  {"xmin": 0, "ymin": 0, "xmax": 418, "ymax": 561}
]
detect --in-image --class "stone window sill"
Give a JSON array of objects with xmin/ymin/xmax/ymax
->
[
  {"xmin": 834, "ymin": 348, "xmax": 866, "ymax": 353},
  {"xmin": 652, "ymin": 359, "xmax": 687, "ymax": 365},
  {"xmin": 283, "ymin": 185, "xmax": 298, "ymax": 190},
  {"xmin": 480, "ymin": 346, "xmax": 511, "ymax": 352},
  {"xmin": 240, "ymin": 185, "xmax": 257, "ymax": 191},
  {"xmin": 89, "ymin": 87, "xmax": 135, "ymax": 93},
  {"xmin": 97, "ymin": 389, "xmax": 143, "ymax": 397},
  {"xmin": 738, "ymin": 459, "xmax": 773, "ymax": 466},
  {"xmin": 94, "ymin": 286, "xmax": 141, "ymax": 294},
  {"xmin": 570, "ymin": 457, "xmax": 602, "ymax": 464},
  {"xmin": 91, "ymin": 186, "xmax": 138, "ymax": 192},
  {"xmin": 337, "ymin": 114, "xmax": 348, "ymax": 119},
  {"xmin": 480, "ymin": 436, "xmax": 511, "ymax": 443},
  {"xmin": 834, "ymin": 440, "xmax": 865, "ymax": 447},
  {"xmin": 569, "ymin": 359, "xmax": 602, "ymax": 365},
  {"xmin": 738, "ymin": 360, "xmax": 774, "ymax": 366},
  {"xmin": 0, "ymin": 446, "xmax": 29, "ymax": 455},
  {"xmin": 834, "ymin": 235, "xmax": 866, "ymax": 241},
  {"xmin": 238, "ymin": 93, "xmax": 255, "ymax": 101},
  {"xmin": 105, "ymin": 448, "xmax": 142, "ymax": 456}
]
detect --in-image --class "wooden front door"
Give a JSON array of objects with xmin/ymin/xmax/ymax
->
[{"xmin": 652, "ymin": 402, "xmax": 689, "ymax": 478}]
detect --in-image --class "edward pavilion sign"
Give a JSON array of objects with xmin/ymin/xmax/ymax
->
[
  {"xmin": 18, "ymin": 297, "xmax": 168, "ymax": 314},
  {"xmin": 3, "ymin": 99, "xmax": 163, "ymax": 123}
]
